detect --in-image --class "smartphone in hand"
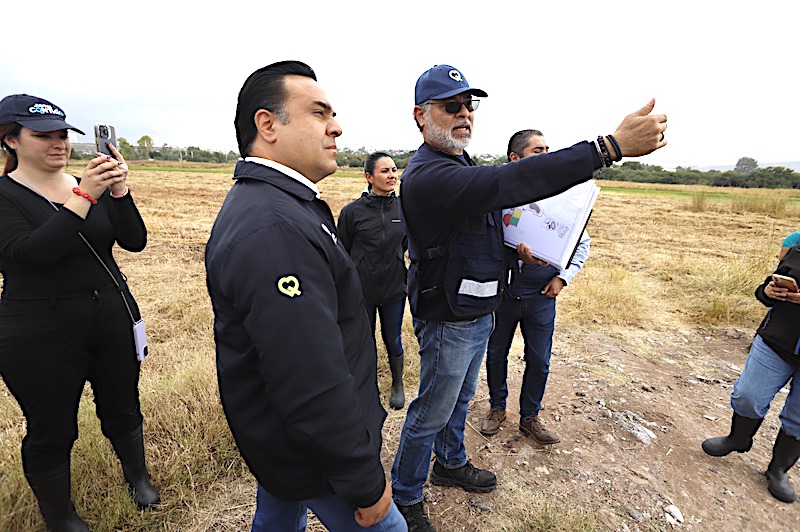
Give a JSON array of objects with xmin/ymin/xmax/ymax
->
[
  {"xmin": 94, "ymin": 123, "xmax": 117, "ymax": 157},
  {"xmin": 772, "ymin": 274, "xmax": 800, "ymax": 292}
]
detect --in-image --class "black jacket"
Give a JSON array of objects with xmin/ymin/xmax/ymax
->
[
  {"xmin": 756, "ymin": 246, "xmax": 800, "ymax": 364},
  {"xmin": 205, "ymin": 161, "xmax": 386, "ymax": 507},
  {"xmin": 400, "ymin": 142, "xmax": 602, "ymax": 321},
  {"xmin": 337, "ymin": 191, "xmax": 407, "ymax": 305}
]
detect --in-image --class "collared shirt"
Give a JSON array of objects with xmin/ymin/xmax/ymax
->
[{"xmin": 244, "ymin": 157, "xmax": 320, "ymax": 198}]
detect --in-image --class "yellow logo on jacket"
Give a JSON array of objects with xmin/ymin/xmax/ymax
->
[{"xmin": 277, "ymin": 276, "xmax": 302, "ymax": 298}]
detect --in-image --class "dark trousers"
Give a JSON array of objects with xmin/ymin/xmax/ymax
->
[
  {"xmin": 0, "ymin": 286, "xmax": 143, "ymax": 474},
  {"xmin": 485, "ymin": 293, "xmax": 556, "ymax": 417},
  {"xmin": 365, "ymin": 297, "xmax": 406, "ymax": 358}
]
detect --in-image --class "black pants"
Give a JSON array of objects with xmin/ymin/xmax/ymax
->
[{"xmin": 0, "ymin": 286, "xmax": 143, "ymax": 474}]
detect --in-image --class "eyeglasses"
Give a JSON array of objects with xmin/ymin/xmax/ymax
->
[{"xmin": 429, "ymin": 99, "xmax": 480, "ymax": 114}]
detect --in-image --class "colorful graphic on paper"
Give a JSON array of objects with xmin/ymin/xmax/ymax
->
[{"xmin": 502, "ymin": 208, "xmax": 524, "ymax": 227}]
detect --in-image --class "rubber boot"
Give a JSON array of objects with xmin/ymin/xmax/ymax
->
[
  {"xmin": 388, "ymin": 355, "xmax": 405, "ymax": 410},
  {"xmin": 25, "ymin": 463, "xmax": 90, "ymax": 532},
  {"xmin": 108, "ymin": 425, "xmax": 160, "ymax": 508},
  {"xmin": 702, "ymin": 412, "xmax": 763, "ymax": 457},
  {"xmin": 766, "ymin": 429, "xmax": 800, "ymax": 503}
]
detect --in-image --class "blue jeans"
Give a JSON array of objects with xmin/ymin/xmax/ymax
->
[
  {"xmin": 731, "ymin": 334, "xmax": 800, "ymax": 439},
  {"xmin": 391, "ymin": 314, "xmax": 494, "ymax": 505},
  {"xmin": 365, "ymin": 298, "xmax": 406, "ymax": 358},
  {"xmin": 485, "ymin": 293, "xmax": 556, "ymax": 417},
  {"xmin": 252, "ymin": 484, "xmax": 407, "ymax": 532}
]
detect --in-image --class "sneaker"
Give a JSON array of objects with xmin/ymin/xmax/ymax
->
[
  {"xmin": 519, "ymin": 415, "xmax": 561, "ymax": 444},
  {"xmin": 397, "ymin": 501, "xmax": 436, "ymax": 532},
  {"xmin": 480, "ymin": 408, "xmax": 506, "ymax": 435},
  {"xmin": 430, "ymin": 461, "xmax": 496, "ymax": 493}
]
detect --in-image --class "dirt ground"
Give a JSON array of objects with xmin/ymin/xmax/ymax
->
[{"xmin": 404, "ymin": 323, "xmax": 800, "ymax": 531}]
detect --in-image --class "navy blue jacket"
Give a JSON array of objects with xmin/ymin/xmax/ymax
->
[
  {"xmin": 205, "ymin": 161, "xmax": 386, "ymax": 507},
  {"xmin": 400, "ymin": 142, "xmax": 602, "ymax": 322}
]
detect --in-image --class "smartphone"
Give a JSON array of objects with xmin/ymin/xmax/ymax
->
[
  {"xmin": 772, "ymin": 274, "xmax": 800, "ymax": 292},
  {"xmin": 94, "ymin": 123, "xmax": 117, "ymax": 157}
]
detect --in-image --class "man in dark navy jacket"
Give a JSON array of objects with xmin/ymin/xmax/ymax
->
[
  {"xmin": 391, "ymin": 64, "xmax": 668, "ymax": 531},
  {"xmin": 205, "ymin": 61, "xmax": 406, "ymax": 532}
]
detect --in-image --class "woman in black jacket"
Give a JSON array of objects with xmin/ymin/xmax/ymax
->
[
  {"xmin": 702, "ymin": 245, "xmax": 800, "ymax": 503},
  {"xmin": 0, "ymin": 94, "xmax": 158, "ymax": 531},
  {"xmin": 338, "ymin": 153, "xmax": 408, "ymax": 409}
]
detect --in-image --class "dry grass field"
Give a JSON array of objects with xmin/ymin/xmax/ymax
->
[{"xmin": 1, "ymin": 162, "xmax": 798, "ymax": 531}]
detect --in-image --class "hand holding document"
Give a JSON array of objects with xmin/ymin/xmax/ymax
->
[{"xmin": 502, "ymin": 180, "xmax": 600, "ymax": 270}]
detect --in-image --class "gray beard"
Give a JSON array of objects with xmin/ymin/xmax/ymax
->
[{"xmin": 425, "ymin": 116, "xmax": 471, "ymax": 153}]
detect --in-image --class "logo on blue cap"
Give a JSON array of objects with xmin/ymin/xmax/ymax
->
[{"xmin": 414, "ymin": 64, "xmax": 487, "ymax": 105}]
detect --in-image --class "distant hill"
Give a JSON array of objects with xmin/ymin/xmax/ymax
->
[{"xmin": 698, "ymin": 161, "xmax": 800, "ymax": 172}]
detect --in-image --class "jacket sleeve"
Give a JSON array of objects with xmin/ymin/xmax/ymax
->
[
  {"xmin": 755, "ymin": 275, "xmax": 779, "ymax": 307},
  {"xmin": 215, "ymin": 222, "xmax": 385, "ymax": 507},
  {"xmin": 404, "ymin": 141, "xmax": 601, "ymax": 222}
]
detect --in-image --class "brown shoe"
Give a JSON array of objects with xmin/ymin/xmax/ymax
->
[
  {"xmin": 520, "ymin": 416, "xmax": 560, "ymax": 444},
  {"xmin": 480, "ymin": 409, "xmax": 506, "ymax": 435}
]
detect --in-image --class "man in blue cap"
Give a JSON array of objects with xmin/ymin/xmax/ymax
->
[{"xmin": 391, "ymin": 64, "xmax": 668, "ymax": 531}]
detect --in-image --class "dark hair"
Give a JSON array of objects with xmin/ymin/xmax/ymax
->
[
  {"xmin": 507, "ymin": 129, "xmax": 544, "ymax": 162},
  {"xmin": 234, "ymin": 60, "xmax": 317, "ymax": 158},
  {"xmin": 365, "ymin": 151, "xmax": 391, "ymax": 175},
  {"xmin": 0, "ymin": 123, "xmax": 22, "ymax": 174}
]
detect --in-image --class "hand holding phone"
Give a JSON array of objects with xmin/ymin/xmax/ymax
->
[
  {"xmin": 772, "ymin": 274, "xmax": 800, "ymax": 292},
  {"xmin": 94, "ymin": 123, "xmax": 117, "ymax": 157}
]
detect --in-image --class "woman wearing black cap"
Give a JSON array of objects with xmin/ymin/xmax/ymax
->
[{"xmin": 0, "ymin": 94, "xmax": 159, "ymax": 531}]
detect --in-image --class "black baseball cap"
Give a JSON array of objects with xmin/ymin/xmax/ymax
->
[
  {"xmin": 414, "ymin": 65, "xmax": 487, "ymax": 105},
  {"xmin": 0, "ymin": 94, "xmax": 85, "ymax": 135}
]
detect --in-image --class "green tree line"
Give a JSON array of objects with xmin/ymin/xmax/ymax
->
[
  {"xmin": 71, "ymin": 135, "xmax": 238, "ymax": 163},
  {"xmin": 595, "ymin": 157, "xmax": 800, "ymax": 189}
]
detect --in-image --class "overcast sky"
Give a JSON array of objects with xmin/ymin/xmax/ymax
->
[{"xmin": 2, "ymin": 1, "xmax": 796, "ymax": 169}]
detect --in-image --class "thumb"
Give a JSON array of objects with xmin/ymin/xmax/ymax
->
[{"xmin": 631, "ymin": 98, "xmax": 656, "ymax": 117}]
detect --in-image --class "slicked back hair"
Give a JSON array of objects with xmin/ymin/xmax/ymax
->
[
  {"xmin": 507, "ymin": 129, "xmax": 544, "ymax": 162},
  {"xmin": 235, "ymin": 60, "xmax": 317, "ymax": 158},
  {"xmin": 365, "ymin": 151, "xmax": 391, "ymax": 175}
]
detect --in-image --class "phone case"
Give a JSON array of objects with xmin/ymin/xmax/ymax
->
[
  {"xmin": 772, "ymin": 274, "xmax": 799, "ymax": 292},
  {"xmin": 94, "ymin": 123, "xmax": 117, "ymax": 156},
  {"xmin": 133, "ymin": 319, "xmax": 149, "ymax": 361}
]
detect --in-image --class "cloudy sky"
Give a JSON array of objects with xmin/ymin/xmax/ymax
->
[{"xmin": 2, "ymin": 1, "xmax": 796, "ymax": 169}]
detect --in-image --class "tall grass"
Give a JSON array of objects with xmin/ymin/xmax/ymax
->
[
  {"xmin": 731, "ymin": 195, "xmax": 787, "ymax": 217},
  {"xmin": 689, "ymin": 190, "xmax": 711, "ymax": 212}
]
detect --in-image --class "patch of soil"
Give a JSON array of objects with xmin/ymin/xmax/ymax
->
[{"xmin": 414, "ymin": 326, "xmax": 800, "ymax": 531}]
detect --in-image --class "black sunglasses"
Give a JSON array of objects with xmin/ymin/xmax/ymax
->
[{"xmin": 431, "ymin": 99, "xmax": 480, "ymax": 114}]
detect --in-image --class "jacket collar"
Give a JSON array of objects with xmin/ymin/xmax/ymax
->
[
  {"xmin": 417, "ymin": 142, "xmax": 474, "ymax": 166},
  {"xmin": 234, "ymin": 159, "xmax": 319, "ymax": 201}
]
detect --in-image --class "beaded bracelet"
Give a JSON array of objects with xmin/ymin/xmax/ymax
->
[
  {"xmin": 72, "ymin": 187, "xmax": 97, "ymax": 205},
  {"xmin": 110, "ymin": 186, "xmax": 129, "ymax": 199},
  {"xmin": 606, "ymin": 134, "xmax": 622, "ymax": 162},
  {"xmin": 596, "ymin": 136, "xmax": 613, "ymax": 168}
]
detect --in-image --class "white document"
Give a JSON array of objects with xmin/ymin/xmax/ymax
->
[{"xmin": 502, "ymin": 180, "xmax": 600, "ymax": 270}]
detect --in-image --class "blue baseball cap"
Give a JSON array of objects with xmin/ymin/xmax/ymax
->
[
  {"xmin": 0, "ymin": 94, "xmax": 85, "ymax": 135},
  {"xmin": 414, "ymin": 65, "xmax": 487, "ymax": 105}
]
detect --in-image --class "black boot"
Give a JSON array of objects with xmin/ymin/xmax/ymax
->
[
  {"xmin": 388, "ymin": 355, "xmax": 405, "ymax": 410},
  {"xmin": 108, "ymin": 425, "xmax": 160, "ymax": 509},
  {"xmin": 766, "ymin": 429, "xmax": 800, "ymax": 503},
  {"xmin": 397, "ymin": 501, "xmax": 435, "ymax": 532},
  {"xmin": 702, "ymin": 413, "xmax": 763, "ymax": 457},
  {"xmin": 25, "ymin": 463, "xmax": 90, "ymax": 532}
]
